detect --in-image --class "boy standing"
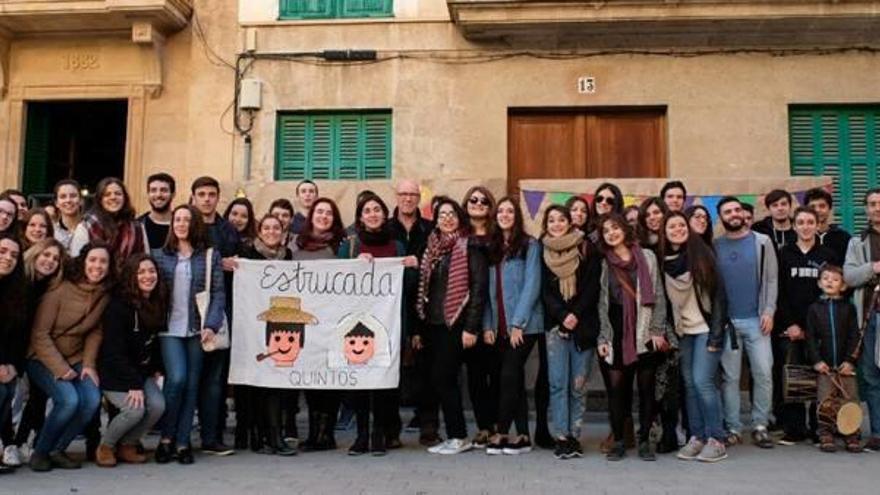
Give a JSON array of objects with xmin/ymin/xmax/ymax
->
[{"xmin": 805, "ymin": 265, "xmax": 863, "ymax": 453}]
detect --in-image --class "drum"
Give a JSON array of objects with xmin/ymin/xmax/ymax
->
[
  {"xmin": 816, "ymin": 374, "xmax": 863, "ymax": 436},
  {"xmin": 783, "ymin": 365, "xmax": 817, "ymax": 403}
]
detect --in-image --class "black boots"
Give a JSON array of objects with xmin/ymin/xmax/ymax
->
[{"xmin": 305, "ymin": 413, "xmax": 336, "ymax": 451}]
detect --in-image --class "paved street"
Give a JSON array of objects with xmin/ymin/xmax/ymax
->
[{"xmin": 2, "ymin": 413, "xmax": 876, "ymax": 495}]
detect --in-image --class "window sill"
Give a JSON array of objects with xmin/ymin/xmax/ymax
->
[{"xmin": 240, "ymin": 17, "xmax": 450, "ymax": 28}]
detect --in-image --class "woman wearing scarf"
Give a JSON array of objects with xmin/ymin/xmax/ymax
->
[
  {"xmin": 237, "ymin": 214, "xmax": 297, "ymax": 456},
  {"xmin": 70, "ymin": 178, "xmax": 147, "ymax": 269},
  {"xmin": 596, "ymin": 213, "xmax": 669, "ymax": 462},
  {"xmin": 338, "ymin": 193, "xmax": 417, "ymax": 456},
  {"xmin": 660, "ymin": 211, "xmax": 729, "ymax": 463},
  {"xmin": 291, "ymin": 197, "xmax": 345, "ymax": 451},
  {"xmin": 540, "ymin": 205, "xmax": 601, "ymax": 460},
  {"xmin": 415, "ymin": 197, "xmax": 488, "ymax": 455}
]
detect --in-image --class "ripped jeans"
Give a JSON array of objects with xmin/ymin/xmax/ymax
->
[{"xmin": 547, "ymin": 328, "xmax": 594, "ymax": 439}]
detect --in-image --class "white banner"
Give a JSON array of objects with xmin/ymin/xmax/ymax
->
[{"xmin": 229, "ymin": 258, "xmax": 404, "ymax": 390}]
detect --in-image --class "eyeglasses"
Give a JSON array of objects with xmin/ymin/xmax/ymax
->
[
  {"xmin": 436, "ymin": 211, "xmax": 457, "ymax": 219},
  {"xmin": 397, "ymin": 192, "xmax": 420, "ymax": 198},
  {"xmin": 468, "ymin": 196, "xmax": 490, "ymax": 207},
  {"xmin": 596, "ymin": 195, "xmax": 616, "ymax": 205},
  {"xmin": 0, "ymin": 208, "xmax": 14, "ymax": 219}
]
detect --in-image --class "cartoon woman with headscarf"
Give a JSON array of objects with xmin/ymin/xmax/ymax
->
[
  {"xmin": 255, "ymin": 296, "xmax": 318, "ymax": 368},
  {"xmin": 329, "ymin": 312, "xmax": 392, "ymax": 368}
]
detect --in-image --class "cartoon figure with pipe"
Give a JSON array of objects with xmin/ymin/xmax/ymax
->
[{"xmin": 255, "ymin": 296, "xmax": 318, "ymax": 367}]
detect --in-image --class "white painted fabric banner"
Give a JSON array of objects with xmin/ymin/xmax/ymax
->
[{"xmin": 229, "ymin": 258, "xmax": 404, "ymax": 390}]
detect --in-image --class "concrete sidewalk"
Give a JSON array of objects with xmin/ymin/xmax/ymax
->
[{"xmin": 2, "ymin": 415, "xmax": 876, "ymax": 495}]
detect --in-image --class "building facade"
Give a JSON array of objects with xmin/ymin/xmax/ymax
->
[{"xmin": 1, "ymin": 0, "xmax": 879, "ymax": 229}]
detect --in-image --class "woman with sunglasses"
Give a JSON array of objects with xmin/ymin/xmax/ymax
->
[{"xmin": 461, "ymin": 186, "xmax": 500, "ymax": 449}]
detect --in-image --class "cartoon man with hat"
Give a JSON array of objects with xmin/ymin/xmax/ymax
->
[{"xmin": 256, "ymin": 296, "xmax": 318, "ymax": 368}]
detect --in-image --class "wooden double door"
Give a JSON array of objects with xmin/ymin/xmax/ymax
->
[{"xmin": 507, "ymin": 108, "xmax": 668, "ymax": 194}]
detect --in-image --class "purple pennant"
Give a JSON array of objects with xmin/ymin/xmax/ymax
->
[
  {"xmin": 522, "ymin": 190, "xmax": 546, "ymax": 220},
  {"xmin": 794, "ymin": 190, "xmax": 807, "ymax": 206},
  {"xmin": 684, "ymin": 195, "xmax": 696, "ymax": 209}
]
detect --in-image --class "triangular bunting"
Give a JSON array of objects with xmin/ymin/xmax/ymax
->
[
  {"xmin": 522, "ymin": 190, "xmax": 546, "ymax": 220},
  {"xmin": 794, "ymin": 190, "xmax": 807, "ymax": 206}
]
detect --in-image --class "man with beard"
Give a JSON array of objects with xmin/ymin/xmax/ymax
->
[
  {"xmin": 843, "ymin": 187, "xmax": 880, "ymax": 452},
  {"xmin": 713, "ymin": 197, "xmax": 778, "ymax": 449},
  {"xmin": 138, "ymin": 173, "xmax": 176, "ymax": 249}
]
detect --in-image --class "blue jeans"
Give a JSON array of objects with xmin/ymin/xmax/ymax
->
[
  {"xmin": 680, "ymin": 333, "xmax": 724, "ymax": 441},
  {"xmin": 720, "ymin": 317, "xmax": 773, "ymax": 433},
  {"xmin": 860, "ymin": 316, "xmax": 880, "ymax": 439},
  {"xmin": 199, "ymin": 348, "xmax": 229, "ymax": 446},
  {"xmin": 27, "ymin": 361, "xmax": 101, "ymax": 455},
  {"xmin": 546, "ymin": 328, "xmax": 594, "ymax": 438},
  {"xmin": 160, "ymin": 336, "xmax": 204, "ymax": 448}
]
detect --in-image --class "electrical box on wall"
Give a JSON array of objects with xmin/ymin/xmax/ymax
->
[{"xmin": 239, "ymin": 79, "xmax": 262, "ymax": 110}]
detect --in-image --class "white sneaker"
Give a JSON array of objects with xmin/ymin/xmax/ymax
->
[
  {"xmin": 3, "ymin": 445, "xmax": 22, "ymax": 467},
  {"xmin": 427, "ymin": 439, "xmax": 450, "ymax": 454},
  {"xmin": 437, "ymin": 438, "xmax": 473, "ymax": 455}
]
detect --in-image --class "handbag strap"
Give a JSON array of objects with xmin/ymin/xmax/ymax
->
[{"xmin": 204, "ymin": 247, "xmax": 214, "ymax": 311}]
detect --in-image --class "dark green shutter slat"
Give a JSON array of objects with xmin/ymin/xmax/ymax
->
[
  {"xmin": 276, "ymin": 111, "xmax": 391, "ymax": 181},
  {"xmin": 310, "ymin": 116, "xmax": 334, "ymax": 180},
  {"xmin": 363, "ymin": 114, "xmax": 391, "ymax": 179},
  {"xmin": 22, "ymin": 104, "xmax": 51, "ymax": 196},
  {"xmin": 336, "ymin": 115, "xmax": 362, "ymax": 179},
  {"xmin": 280, "ymin": 0, "xmax": 333, "ymax": 19},
  {"xmin": 789, "ymin": 106, "xmax": 880, "ymax": 233},
  {"xmin": 340, "ymin": 0, "xmax": 393, "ymax": 17},
  {"xmin": 276, "ymin": 116, "xmax": 308, "ymax": 180}
]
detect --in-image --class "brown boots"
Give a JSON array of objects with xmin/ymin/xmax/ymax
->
[
  {"xmin": 600, "ymin": 418, "xmax": 636, "ymax": 453},
  {"xmin": 95, "ymin": 444, "xmax": 117, "ymax": 467},
  {"xmin": 96, "ymin": 444, "xmax": 147, "ymax": 467},
  {"xmin": 117, "ymin": 444, "xmax": 147, "ymax": 463}
]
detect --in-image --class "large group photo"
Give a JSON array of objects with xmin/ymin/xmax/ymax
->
[{"xmin": 1, "ymin": 172, "xmax": 879, "ymax": 480}]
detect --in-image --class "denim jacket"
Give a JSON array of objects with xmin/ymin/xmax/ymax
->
[
  {"xmin": 483, "ymin": 238, "xmax": 544, "ymax": 335},
  {"xmin": 152, "ymin": 247, "xmax": 225, "ymax": 336}
]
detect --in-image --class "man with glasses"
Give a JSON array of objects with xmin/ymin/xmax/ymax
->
[
  {"xmin": 0, "ymin": 190, "xmax": 28, "ymax": 222},
  {"xmin": 388, "ymin": 180, "xmax": 437, "ymax": 446}
]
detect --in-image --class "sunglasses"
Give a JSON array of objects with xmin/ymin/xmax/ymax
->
[
  {"xmin": 596, "ymin": 195, "xmax": 616, "ymax": 205},
  {"xmin": 468, "ymin": 196, "xmax": 490, "ymax": 207}
]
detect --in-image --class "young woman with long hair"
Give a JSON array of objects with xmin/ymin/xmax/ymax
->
[
  {"xmin": 416, "ymin": 197, "xmax": 488, "ymax": 455},
  {"xmin": 152, "ymin": 205, "xmax": 225, "ymax": 465},
  {"xmin": 95, "ymin": 254, "xmax": 168, "ymax": 467},
  {"xmin": 685, "ymin": 205, "xmax": 714, "ymax": 246},
  {"xmin": 291, "ymin": 197, "xmax": 345, "ymax": 451},
  {"xmin": 595, "ymin": 214, "xmax": 669, "ymax": 462},
  {"xmin": 71, "ymin": 178, "xmax": 146, "ymax": 267},
  {"xmin": 659, "ymin": 211, "xmax": 729, "ymax": 462},
  {"xmin": 482, "ymin": 197, "xmax": 544, "ymax": 455},
  {"xmin": 0, "ymin": 234, "xmax": 25, "ymax": 474},
  {"xmin": 51, "ymin": 180, "xmax": 83, "ymax": 252},
  {"xmin": 27, "ymin": 242, "xmax": 113, "ymax": 472},
  {"xmin": 540, "ymin": 205, "xmax": 601, "ymax": 459},
  {"xmin": 223, "ymin": 197, "xmax": 257, "ymax": 248},
  {"xmin": 21, "ymin": 208, "xmax": 54, "ymax": 251}
]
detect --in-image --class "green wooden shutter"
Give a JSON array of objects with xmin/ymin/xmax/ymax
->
[
  {"xmin": 276, "ymin": 115, "xmax": 308, "ymax": 180},
  {"xmin": 276, "ymin": 111, "xmax": 391, "ymax": 181},
  {"xmin": 789, "ymin": 106, "xmax": 880, "ymax": 233},
  {"xmin": 279, "ymin": 0, "xmax": 334, "ymax": 19},
  {"xmin": 22, "ymin": 104, "xmax": 51, "ymax": 196},
  {"xmin": 340, "ymin": 0, "xmax": 393, "ymax": 18},
  {"xmin": 336, "ymin": 115, "xmax": 362, "ymax": 179},
  {"xmin": 362, "ymin": 113, "xmax": 391, "ymax": 179},
  {"xmin": 309, "ymin": 115, "xmax": 334, "ymax": 179}
]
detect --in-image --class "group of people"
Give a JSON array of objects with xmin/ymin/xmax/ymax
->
[{"xmin": 0, "ymin": 172, "xmax": 878, "ymax": 474}]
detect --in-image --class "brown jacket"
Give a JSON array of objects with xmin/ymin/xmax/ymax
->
[{"xmin": 28, "ymin": 280, "xmax": 108, "ymax": 378}]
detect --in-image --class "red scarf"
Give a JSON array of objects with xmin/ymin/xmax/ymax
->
[
  {"xmin": 84, "ymin": 213, "xmax": 145, "ymax": 268},
  {"xmin": 417, "ymin": 230, "xmax": 471, "ymax": 327}
]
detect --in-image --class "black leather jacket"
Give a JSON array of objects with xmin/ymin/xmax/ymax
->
[{"xmin": 425, "ymin": 244, "xmax": 488, "ymax": 333}]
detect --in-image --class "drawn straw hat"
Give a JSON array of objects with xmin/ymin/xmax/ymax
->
[{"xmin": 257, "ymin": 296, "xmax": 318, "ymax": 324}]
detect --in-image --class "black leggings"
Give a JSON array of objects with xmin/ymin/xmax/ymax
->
[
  {"xmin": 465, "ymin": 339, "xmax": 501, "ymax": 433},
  {"xmin": 351, "ymin": 389, "xmax": 396, "ymax": 439},
  {"xmin": 534, "ymin": 334, "xmax": 550, "ymax": 437},
  {"xmin": 602, "ymin": 353, "xmax": 662, "ymax": 443},
  {"xmin": 497, "ymin": 335, "xmax": 537, "ymax": 436},
  {"xmin": 425, "ymin": 324, "xmax": 467, "ymax": 440}
]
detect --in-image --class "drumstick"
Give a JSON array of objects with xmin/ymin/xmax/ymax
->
[{"xmin": 256, "ymin": 350, "xmax": 282, "ymax": 362}]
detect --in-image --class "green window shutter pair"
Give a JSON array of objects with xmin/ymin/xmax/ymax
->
[
  {"xmin": 280, "ymin": 0, "xmax": 392, "ymax": 19},
  {"xmin": 276, "ymin": 112, "xmax": 392, "ymax": 181},
  {"xmin": 789, "ymin": 106, "xmax": 880, "ymax": 233}
]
